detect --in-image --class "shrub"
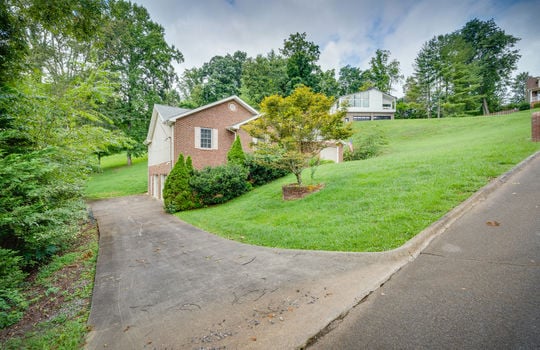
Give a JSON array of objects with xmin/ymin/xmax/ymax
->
[
  {"xmin": 190, "ymin": 164, "xmax": 251, "ymax": 205},
  {"xmin": 518, "ymin": 102, "xmax": 531, "ymax": 111},
  {"xmin": 162, "ymin": 155, "xmax": 201, "ymax": 213},
  {"xmin": 0, "ymin": 249, "xmax": 28, "ymax": 328},
  {"xmin": 344, "ymin": 126, "xmax": 388, "ymax": 161},
  {"xmin": 532, "ymin": 101, "xmax": 540, "ymax": 109},
  {"xmin": 227, "ymin": 135, "xmax": 246, "ymax": 165},
  {"xmin": 0, "ymin": 148, "xmax": 86, "ymax": 267},
  {"xmin": 244, "ymin": 154, "xmax": 289, "ymax": 186}
]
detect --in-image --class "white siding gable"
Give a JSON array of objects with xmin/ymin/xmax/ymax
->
[{"xmin": 148, "ymin": 113, "xmax": 173, "ymax": 167}]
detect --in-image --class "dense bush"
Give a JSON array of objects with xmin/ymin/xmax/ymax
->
[
  {"xmin": 244, "ymin": 154, "xmax": 289, "ymax": 186},
  {"xmin": 190, "ymin": 164, "xmax": 251, "ymax": 205},
  {"xmin": 227, "ymin": 135, "xmax": 246, "ymax": 165},
  {"xmin": 532, "ymin": 101, "xmax": 540, "ymax": 109},
  {"xmin": 518, "ymin": 102, "xmax": 531, "ymax": 111},
  {"xmin": 0, "ymin": 148, "xmax": 87, "ymax": 267},
  {"xmin": 163, "ymin": 155, "xmax": 201, "ymax": 213},
  {"xmin": 344, "ymin": 126, "xmax": 388, "ymax": 161},
  {"xmin": 0, "ymin": 249, "xmax": 28, "ymax": 328}
]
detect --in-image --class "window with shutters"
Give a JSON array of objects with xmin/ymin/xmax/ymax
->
[
  {"xmin": 195, "ymin": 127, "xmax": 218, "ymax": 150},
  {"xmin": 200, "ymin": 128, "xmax": 212, "ymax": 149}
]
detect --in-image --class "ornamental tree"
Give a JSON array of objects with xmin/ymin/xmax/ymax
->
[
  {"xmin": 244, "ymin": 85, "xmax": 352, "ymax": 186},
  {"xmin": 227, "ymin": 134, "xmax": 246, "ymax": 165},
  {"xmin": 163, "ymin": 154, "xmax": 200, "ymax": 213}
]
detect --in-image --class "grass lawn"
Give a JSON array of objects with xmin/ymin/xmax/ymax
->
[
  {"xmin": 177, "ymin": 109, "xmax": 540, "ymax": 252},
  {"xmin": 85, "ymin": 153, "xmax": 148, "ymax": 199}
]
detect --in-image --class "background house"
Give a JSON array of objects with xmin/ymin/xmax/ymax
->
[
  {"xmin": 331, "ymin": 88, "xmax": 397, "ymax": 121},
  {"xmin": 527, "ymin": 76, "xmax": 540, "ymax": 108},
  {"xmin": 145, "ymin": 96, "xmax": 258, "ymax": 199}
]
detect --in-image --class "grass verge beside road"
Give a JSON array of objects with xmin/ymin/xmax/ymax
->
[{"xmin": 177, "ymin": 110, "xmax": 540, "ymax": 252}]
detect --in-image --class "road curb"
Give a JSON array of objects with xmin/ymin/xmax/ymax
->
[
  {"xmin": 301, "ymin": 150, "xmax": 540, "ymax": 349},
  {"xmin": 394, "ymin": 150, "xmax": 540, "ymax": 261}
]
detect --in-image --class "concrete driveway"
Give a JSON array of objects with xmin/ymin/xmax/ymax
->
[{"xmin": 85, "ymin": 152, "xmax": 539, "ymax": 349}]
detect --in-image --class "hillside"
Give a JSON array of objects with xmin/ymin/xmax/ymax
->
[{"xmin": 177, "ymin": 110, "xmax": 540, "ymax": 252}]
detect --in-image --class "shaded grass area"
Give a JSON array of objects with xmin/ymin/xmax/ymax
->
[
  {"xmin": 0, "ymin": 225, "xmax": 98, "ymax": 349},
  {"xmin": 85, "ymin": 153, "xmax": 148, "ymax": 199},
  {"xmin": 177, "ymin": 110, "xmax": 540, "ymax": 252}
]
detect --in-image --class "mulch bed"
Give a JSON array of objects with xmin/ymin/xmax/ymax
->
[{"xmin": 282, "ymin": 183, "xmax": 325, "ymax": 200}]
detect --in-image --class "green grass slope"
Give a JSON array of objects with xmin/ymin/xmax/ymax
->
[
  {"xmin": 177, "ymin": 110, "xmax": 540, "ymax": 252},
  {"xmin": 85, "ymin": 154, "xmax": 148, "ymax": 200}
]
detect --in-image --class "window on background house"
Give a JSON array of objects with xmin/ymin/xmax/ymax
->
[{"xmin": 361, "ymin": 91, "xmax": 369, "ymax": 107}]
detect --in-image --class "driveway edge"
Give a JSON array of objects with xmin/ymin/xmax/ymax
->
[{"xmin": 301, "ymin": 150, "xmax": 540, "ymax": 349}]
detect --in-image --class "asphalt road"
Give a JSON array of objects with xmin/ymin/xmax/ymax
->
[{"xmin": 309, "ymin": 154, "xmax": 540, "ymax": 349}]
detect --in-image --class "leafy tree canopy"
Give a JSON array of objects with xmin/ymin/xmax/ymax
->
[
  {"xmin": 368, "ymin": 49, "xmax": 403, "ymax": 94},
  {"xmin": 280, "ymin": 32, "xmax": 322, "ymax": 93}
]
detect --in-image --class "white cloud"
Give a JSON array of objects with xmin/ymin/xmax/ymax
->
[{"xmin": 134, "ymin": 0, "xmax": 539, "ymax": 96}]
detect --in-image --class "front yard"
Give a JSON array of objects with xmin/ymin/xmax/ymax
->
[{"xmin": 176, "ymin": 110, "xmax": 540, "ymax": 251}]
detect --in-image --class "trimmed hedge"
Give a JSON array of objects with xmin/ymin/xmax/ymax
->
[
  {"xmin": 244, "ymin": 154, "xmax": 289, "ymax": 186},
  {"xmin": 163, "ymin": 153, "xmax": 289, "ymax": 213},
  {"xmin": 190, "ymin": 164, "xmax": 252, "ymax": 205}
]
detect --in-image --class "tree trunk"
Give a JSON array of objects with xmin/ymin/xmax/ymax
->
[
  {"xmin": 427, "ymin": 87, "xmax": 431, "ymax": 119},
  {"xmin": 482, "ymin": 98, "xmax": 490, "ymax": 115},
  {"xmin": 127, "ymin": 152, "xmax": 132, "ymax": 166},
  {"xmin": 294, "ymin": 171, "xmax": 302, "ymax": 186}
]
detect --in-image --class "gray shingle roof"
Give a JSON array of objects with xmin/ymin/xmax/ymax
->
[{"xmin": 154, "ymin": 104, "xmax": 191, "ymax": 121}]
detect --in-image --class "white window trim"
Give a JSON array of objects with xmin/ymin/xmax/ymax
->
[{"xmin": 194, "ymin": 127, "xmax": 218, "ymax": 150}]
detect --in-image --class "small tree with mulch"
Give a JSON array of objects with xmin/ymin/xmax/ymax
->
[
  {"xmin": 244, "ymin": 85, "xmax": 352, "ymax": 186},
  {"xmin": 163, "ymin": 154, "xmax": 200, "ymax": 213}
]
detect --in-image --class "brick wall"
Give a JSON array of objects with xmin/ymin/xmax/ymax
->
[
  {"xmin": 533, "ymin": 112, "xmax": 540, "ymax": 142},
  {"xmin": 173, "ymin": 101, "xmax": 255, "ymax": 169}
]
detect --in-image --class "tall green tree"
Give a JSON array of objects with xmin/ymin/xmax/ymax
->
[
  {"xmin": 338, "ymin": 65, "xmax": 368, "ymax": 95},
  {"xmin": 0, "ymin": 1, "xmax": 27, "ymax": 85},
  {"xmin": 367, "ymin": 49, "xmax": 402, "ymax": 94},
  {"xmin": 280, "ymin": 32, "xmax": 321, "ymax": 93},
  {"xmin": 98, "ymin": 0, "xmax": 183, "ymax": 164},
  {"xmin": 0, "ymin": 0, "xmax": 121, "ymax": 269},
  {"xmin": 180, "ymin": 51, "xmax": 247, "ymax": 107},
  {"xmin": 509, "ymin": 72, "xmax": 530, "ymax": 105},
  {"xmin": 411, "ymin": 32, "xmax": 484, "ymax": 118},
  {"xmin": 460, "ymin": 18, "xmax": 520, "ymax": 114},
  {"xmin": 240, "ymin": 50, "xmax": 288, "ymax": 106},
  {"xmin": 22, "ymin": 0, "xmax": 105, "ymax": 84},
  {"xmin": 316, "ymin": 69, "xmax": 340, "ymax": 97},
  {"xmin": 200, "ymin": 51, "xmax": 247, "ymax": 104}
]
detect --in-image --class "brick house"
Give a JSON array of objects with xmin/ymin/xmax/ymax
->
[
  {"xmin": 145, "ymin": 96, "xmax": 259, "ymax": 200},
  {"xmin": 527, "ymin": 76, "xmax": 540, "ymax": 108}
]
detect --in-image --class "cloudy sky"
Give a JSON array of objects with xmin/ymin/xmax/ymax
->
[{"xmin": 133, "ymin": 0, "xmax": 538, "ymax": 96}]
